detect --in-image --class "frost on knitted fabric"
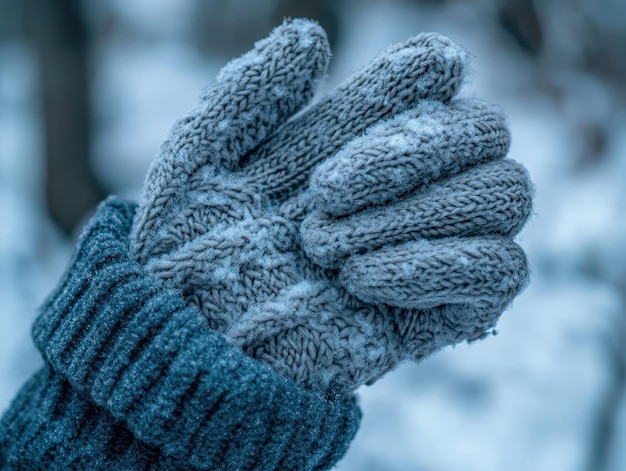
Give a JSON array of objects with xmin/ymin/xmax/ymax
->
[
  {"xmin": 310, "ymin": 98, "xmax": 511, "ymax": 216},
  {"xmin": 129, "ymin": 20, "xmax": 533, "ymax": 395},
  {"xmin": 241, "ymin": 32, "xmax": 470, "ymax": 201},
  {"xmin": 339, "ymin": 237, "xmax": 529, "ymax": 310},
  {"xmin": 131, "ymin": 19, "xmax": 331, "ymax": 264}
]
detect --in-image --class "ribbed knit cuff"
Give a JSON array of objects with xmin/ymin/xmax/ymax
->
[
  {"xmin": 26, "ymin": 197, "xmax": 360, "ymax": 470},
  {"xmin": 1, "ymin": 365, "xmax": 195, "ymax": 470}
]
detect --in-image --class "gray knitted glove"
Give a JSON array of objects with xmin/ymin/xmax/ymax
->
[{"xmin": 130, "ymin": 19, "xmax": 532, "ymax": 395}]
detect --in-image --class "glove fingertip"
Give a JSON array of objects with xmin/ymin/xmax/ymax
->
[
  {"xmin": 309, "ymin": 157, "xmax": 351, "ymax": 217},
  {"xmin": 408, "ymin": 32, "xmax": 471, "ymax": 103},
  {"xmin": 300, "ymin": 212, "xmax": 343, "ymax": 269},
  {"xmin": 215, "ymin": 18, "xmax": 330, "ymax": 94}
]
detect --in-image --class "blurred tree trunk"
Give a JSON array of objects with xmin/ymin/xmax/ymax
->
[
  {"xmin": 586, "ymin": 300, "xmax": 626, "ymax": 471},
  {"xmin": 26, "ymin": 0, "xmax": 105, "ymax": 235},
  {"xmin": 0, "ymin": 0, "xmax": 25, "ymax": 39},
  {"xmin": 497, "ymin": 0, "xmax": 543, "ymax": 55}
]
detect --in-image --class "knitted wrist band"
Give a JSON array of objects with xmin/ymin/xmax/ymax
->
[{"xmin": 1, "ymin": 197, "xmax": 360, "ymax": 471}]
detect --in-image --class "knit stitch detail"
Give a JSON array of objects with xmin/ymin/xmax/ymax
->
[
  {"xmin": 128, "ymin": 23, "xmax": 532, "ymax": 395},
  {"xmin": 242, "ymin": 32, "xmax": 469, "ymax": 201},
  {"xmin": 1, "ymin": 198, "xmax": 360, "ymax": 471},
  {"xmin": 131, "ymin": 19, "xmax": 331, "ymax": 265},
  {"xmin": 302, "ymin": 158, "xmax": 533, "ymax": 269}
]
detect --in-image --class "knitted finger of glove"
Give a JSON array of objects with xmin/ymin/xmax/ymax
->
[
  {"xmin": 130, "ymin": 19, "xmax": 531, "ymax": 394},
  {"xmin": 131, "ymin": 18, "xmax": 331, "ymax": 264}
]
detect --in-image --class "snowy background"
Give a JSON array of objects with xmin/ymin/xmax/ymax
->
[{"xmin": 1, "ymin": 1, "xmax": 625, "ymax": 470}]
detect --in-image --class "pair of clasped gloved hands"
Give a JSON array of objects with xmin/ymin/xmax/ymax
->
[{"xmin": 130, "ymin": 19, "xmax": 532, "ymax": 395}]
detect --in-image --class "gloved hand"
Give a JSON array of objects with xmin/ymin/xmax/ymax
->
[{"xmin": 131, "ymin": 19, "xmax": 533, "ymax": 395}]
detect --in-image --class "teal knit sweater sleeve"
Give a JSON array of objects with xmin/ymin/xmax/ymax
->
[{"xmin": 0, "ymin": 197, "xmax": 361, "ymax": 470}]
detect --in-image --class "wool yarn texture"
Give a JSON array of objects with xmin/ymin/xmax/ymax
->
[
  {"xmin": 0, "ymin": 198, "xmax": 360, "ymax": 471},
  {"xmin": 130, "ymin": 19, "xmax": 534, "ymax": 394}
]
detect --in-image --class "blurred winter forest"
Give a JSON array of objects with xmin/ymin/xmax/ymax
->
[{"xmin": 1, "ymin": 0, "xmax": 625, "ymax": 469}]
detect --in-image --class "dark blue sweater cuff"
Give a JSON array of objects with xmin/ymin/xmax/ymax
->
[{"xmin": 3, "ymin": 197, "xmax": 360, "ymax": 470}]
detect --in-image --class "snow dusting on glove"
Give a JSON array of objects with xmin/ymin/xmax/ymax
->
[{"xmin": 130, "ymin": 19, "xmax": 532, "ymax": 395}]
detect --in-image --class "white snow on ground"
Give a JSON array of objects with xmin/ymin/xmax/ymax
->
[{"xmin": 1, "ymin": 1, "xmax": 624, "ymax": 470}]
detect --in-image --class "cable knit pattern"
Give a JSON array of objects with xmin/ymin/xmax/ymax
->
[
  {"xmin": 0, "ymin": 198, "xmax": 360, "ymax": 471},
  {"xmin": 128, "ymin": 20, "xmax": 532, "ymax": 395}
]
